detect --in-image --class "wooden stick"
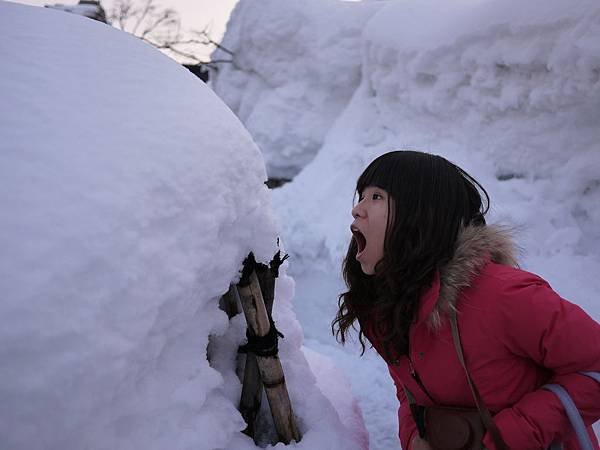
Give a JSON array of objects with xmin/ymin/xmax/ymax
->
[
  {"xmin": 217, "ymin": 285, "xmax": 261, "ymax": 436},
  {"xmin": 237, "ymin": 280, "xmax": 262, "ymax": 438},
  {"xmin": 240, "ymin": 353, "xmax": 261, "ymax": 438},
  {"xmin": 239, "ymin": 263, "xmax": 275, "ymax": 438},
  {"xmin": 256, "ymin": 263, "xmax": 275, "ymax": 312},
  {"xmin": 237, "ymin": 270, "xmax": 300, "ymax": 444}
]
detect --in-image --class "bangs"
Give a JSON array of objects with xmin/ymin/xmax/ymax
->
[{"xmin": 356, "ymin": 153, "xmax": 401, "ymax": 195}]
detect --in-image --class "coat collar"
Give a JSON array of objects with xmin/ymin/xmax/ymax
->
[{"xmin": 418, "ymin": 224, "xmax": 519, "ymax": 328}]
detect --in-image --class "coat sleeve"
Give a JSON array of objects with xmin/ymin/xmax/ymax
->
[
  {"xmin": 389, "ymin": 366, "xmax": 418, "ymax": 450},
  {"xmin": 482, "ymin": 274, "xmax": 600, "ymax": 450}
]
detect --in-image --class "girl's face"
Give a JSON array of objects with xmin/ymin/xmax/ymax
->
[{"xmin": 350, "ymin": 186, "xmax": 391, "ymax": 275}]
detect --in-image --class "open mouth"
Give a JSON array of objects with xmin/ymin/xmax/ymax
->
[{"xmin": 351, "ymin": 226, "xmax": 367, "ymax": 257}]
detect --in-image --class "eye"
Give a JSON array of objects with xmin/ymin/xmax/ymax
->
[{"xmin": 372, "ymin": 192, "xmax": 383, "ymax": 200}]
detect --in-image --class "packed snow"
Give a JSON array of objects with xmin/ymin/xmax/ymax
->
[
  {"xmin": 213, "ymin": 0, "xmax": 600, "ymax": 448},
  {"xmin": 0, "ymin": 2, "xmax": 366, "ymax": 449},
  {"xmin": 210, "ymin": 0, "xmax": 382, "ymax": 180}
]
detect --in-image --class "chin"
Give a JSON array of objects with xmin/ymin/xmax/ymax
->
[{"xmin": 360, "ymin": 263, "xmax": 375, "ymax": 275}]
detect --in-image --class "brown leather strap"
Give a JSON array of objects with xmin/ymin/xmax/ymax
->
[{"xmin": 449, "ymin": 308, "xmax": 508, "ymax": 450}]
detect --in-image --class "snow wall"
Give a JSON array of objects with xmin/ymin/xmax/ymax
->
[
  {"xmin": 213, "ymin": 0, "xmax": 600, "ymax": 316},
  {"xmin": 0, "ymin": 2, "xmax": 367, "ymax": 449}
]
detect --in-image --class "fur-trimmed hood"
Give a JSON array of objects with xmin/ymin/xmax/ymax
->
[{"xmin": 429, "ymin": 224, "xmax": 519, "ymax": 327}]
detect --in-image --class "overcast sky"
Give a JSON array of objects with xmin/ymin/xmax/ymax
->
[{"xmin": 11, "ymin": 0, "xmax": 239, "ymax": 59}]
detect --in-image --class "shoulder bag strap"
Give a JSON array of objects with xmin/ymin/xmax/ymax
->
[
  {"xmin": 542, "ymin": 384, "xmax": 594, "ymax": 450},
  {"xmin": 580, "ymin": 371, "xmax": 600, "ymax": 383},
  {"xmin": 402, "ymin": 384, "xmax": 427, "ymax": 438},
  {"xmin": 543, "ymin": 371, "xmax": 600, "ymax": 450},
  {"xmin": 449, "ymin": 308, "xmax": 509, "ymax": 450}
]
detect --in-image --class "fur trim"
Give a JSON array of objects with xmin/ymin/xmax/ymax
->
[{"xmin": 428, "ymin": 224, "xmax": 519, "ymax": 328}]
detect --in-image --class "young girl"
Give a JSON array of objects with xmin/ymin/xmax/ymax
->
[{"xmin": 333, "ymin": 151, "xmax": 600, "ymax": 450}]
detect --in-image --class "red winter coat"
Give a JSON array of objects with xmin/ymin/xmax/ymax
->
[{"xmin": 365, "ymin": 225, "xmax": 600, "ymax": 450}]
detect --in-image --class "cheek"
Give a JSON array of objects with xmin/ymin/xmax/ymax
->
[
  {"xmin": 377, "ymin": 218, "xmax": 388, "ymax": 248},
  {"xmin": 379, "ymin": 212, "xmax": 390, "ymax": 252}
]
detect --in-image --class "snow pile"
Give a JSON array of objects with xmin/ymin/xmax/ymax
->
[
  {"xmin": 215, "ymin": 0, "xmax": 600, "ymax": 296},
  {"xmin": 211, "ymin": 0, "xmax": 381, "ymax": 180},
  {"xmin": 276, "ymin": 0, "xmax": 600, "ymax": 311},
  {"xmin": 214, "ymin": 0, "xmax": 600, "ymax": 447},
  {"xmin": 0, "ymin": 2, "xmax": 366, "ymax": 449}
]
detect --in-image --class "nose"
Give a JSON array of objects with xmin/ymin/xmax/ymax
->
[{"xmin": 352, "ymin": 200, "xmax": 365, "ymax": 219}]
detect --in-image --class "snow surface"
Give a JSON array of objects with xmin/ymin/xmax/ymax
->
[
  {"xmin": 211, "ymin": 0, "xmax": 382, "ymax": 180},
  {"xmin": 213, "ymin": 0, "xmax": 600, "ymax": 448},
  {"xmin": 0, "ymin": 2, "xmax": 366, "ymax": 449}
]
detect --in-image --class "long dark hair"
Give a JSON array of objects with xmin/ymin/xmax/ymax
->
[{"xmin": 332, "ymin": 150, "xmax": 489, "ymax": 359}]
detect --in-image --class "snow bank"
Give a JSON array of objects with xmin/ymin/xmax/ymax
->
[
  {"xmin": 211, "ymin": 0, "xmax": 381, "ymax": 180},
  {"xmin": 0, "ymin": 2, "xmax": 366, "ymax": 449},
  {"xmin": 216, "ymin": 0, "xmax": 600, "ymax": 305},
  {"xmin": 215, "ymin": 0, "xmax": 600, "ymax": 446}
]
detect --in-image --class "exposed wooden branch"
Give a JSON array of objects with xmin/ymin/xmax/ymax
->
[
  {"xmin": 240, "ymin": 343, "xmax": 262, "ymax": 437},
  {"xmin": 107, "ymin": 0, "xmax": 235, "ymax": 65},
  {"xmin": 238, "ymin": 262, "xmax": 277, "ymax": 438},
  {"xmin": 237, "ymin": 268, "xmax": 300, "ymax": 444}
]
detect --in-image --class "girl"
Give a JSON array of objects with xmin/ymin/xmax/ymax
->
[{"xmin": 333, "ymin": 151, "xmax": 600, "ymax": 449}]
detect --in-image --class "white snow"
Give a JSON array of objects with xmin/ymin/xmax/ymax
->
[
  {"xmin": 212, "ymin": 0, "xmax": 600, "ymax": 447},
  {"xmin": 0, "ymin": 2, "xmax": 366, "ymax": 450},
  {"xmin": 211, "ymin": 0, "xmax": 382, "ymax": 180}
]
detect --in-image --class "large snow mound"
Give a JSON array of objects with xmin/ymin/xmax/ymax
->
[{"xmin": 0, "ymin": 2, "xmax": 366, "ymax": 449}]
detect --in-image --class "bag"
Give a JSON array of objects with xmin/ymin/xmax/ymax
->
[
  {"xmin": 424, "ymin": 405, "xmax": 484, "ymax": 450},
  {"xmin": 422, "ymin": 373, "xmax": 600, "ymax": 450}
]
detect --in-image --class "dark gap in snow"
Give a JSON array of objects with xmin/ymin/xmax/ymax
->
[{"xmin": 266, "ymin": 178, "xmax": 292, "ymax": 189}]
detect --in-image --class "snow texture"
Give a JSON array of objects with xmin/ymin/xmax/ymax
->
[
  {"xmin": 0, "ymin": 2, "xmax": 366, "ymax": 449},
  {"xmin": 213, "ymin": 0, "xmax": 600, "ymax": 448},
  {"xmin": 211, "ymin": 0, "xmax": 382, "ymax": 180}
]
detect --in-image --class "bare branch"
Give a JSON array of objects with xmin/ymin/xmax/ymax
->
[
  {"xmin": 130, "ymin": 0, "xmax": 153, "ymax": 36},
  {"xmin": 210, "ymin": 40, "xmax": 235, "ymax": 57},
  {"xmin": 111, "ymin": 1, "xmax": 132, "ymax": 31},
  {"xmin": 207, "ymin": 59, "xmax": 234, "ymax": 65},
  {"xmin": 190, "ymin": 30, "xmax": 235, "ymax": 56},
  {"xmin": 106, "ymin": 0, "xmax": 235, "ymax": 65}
]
